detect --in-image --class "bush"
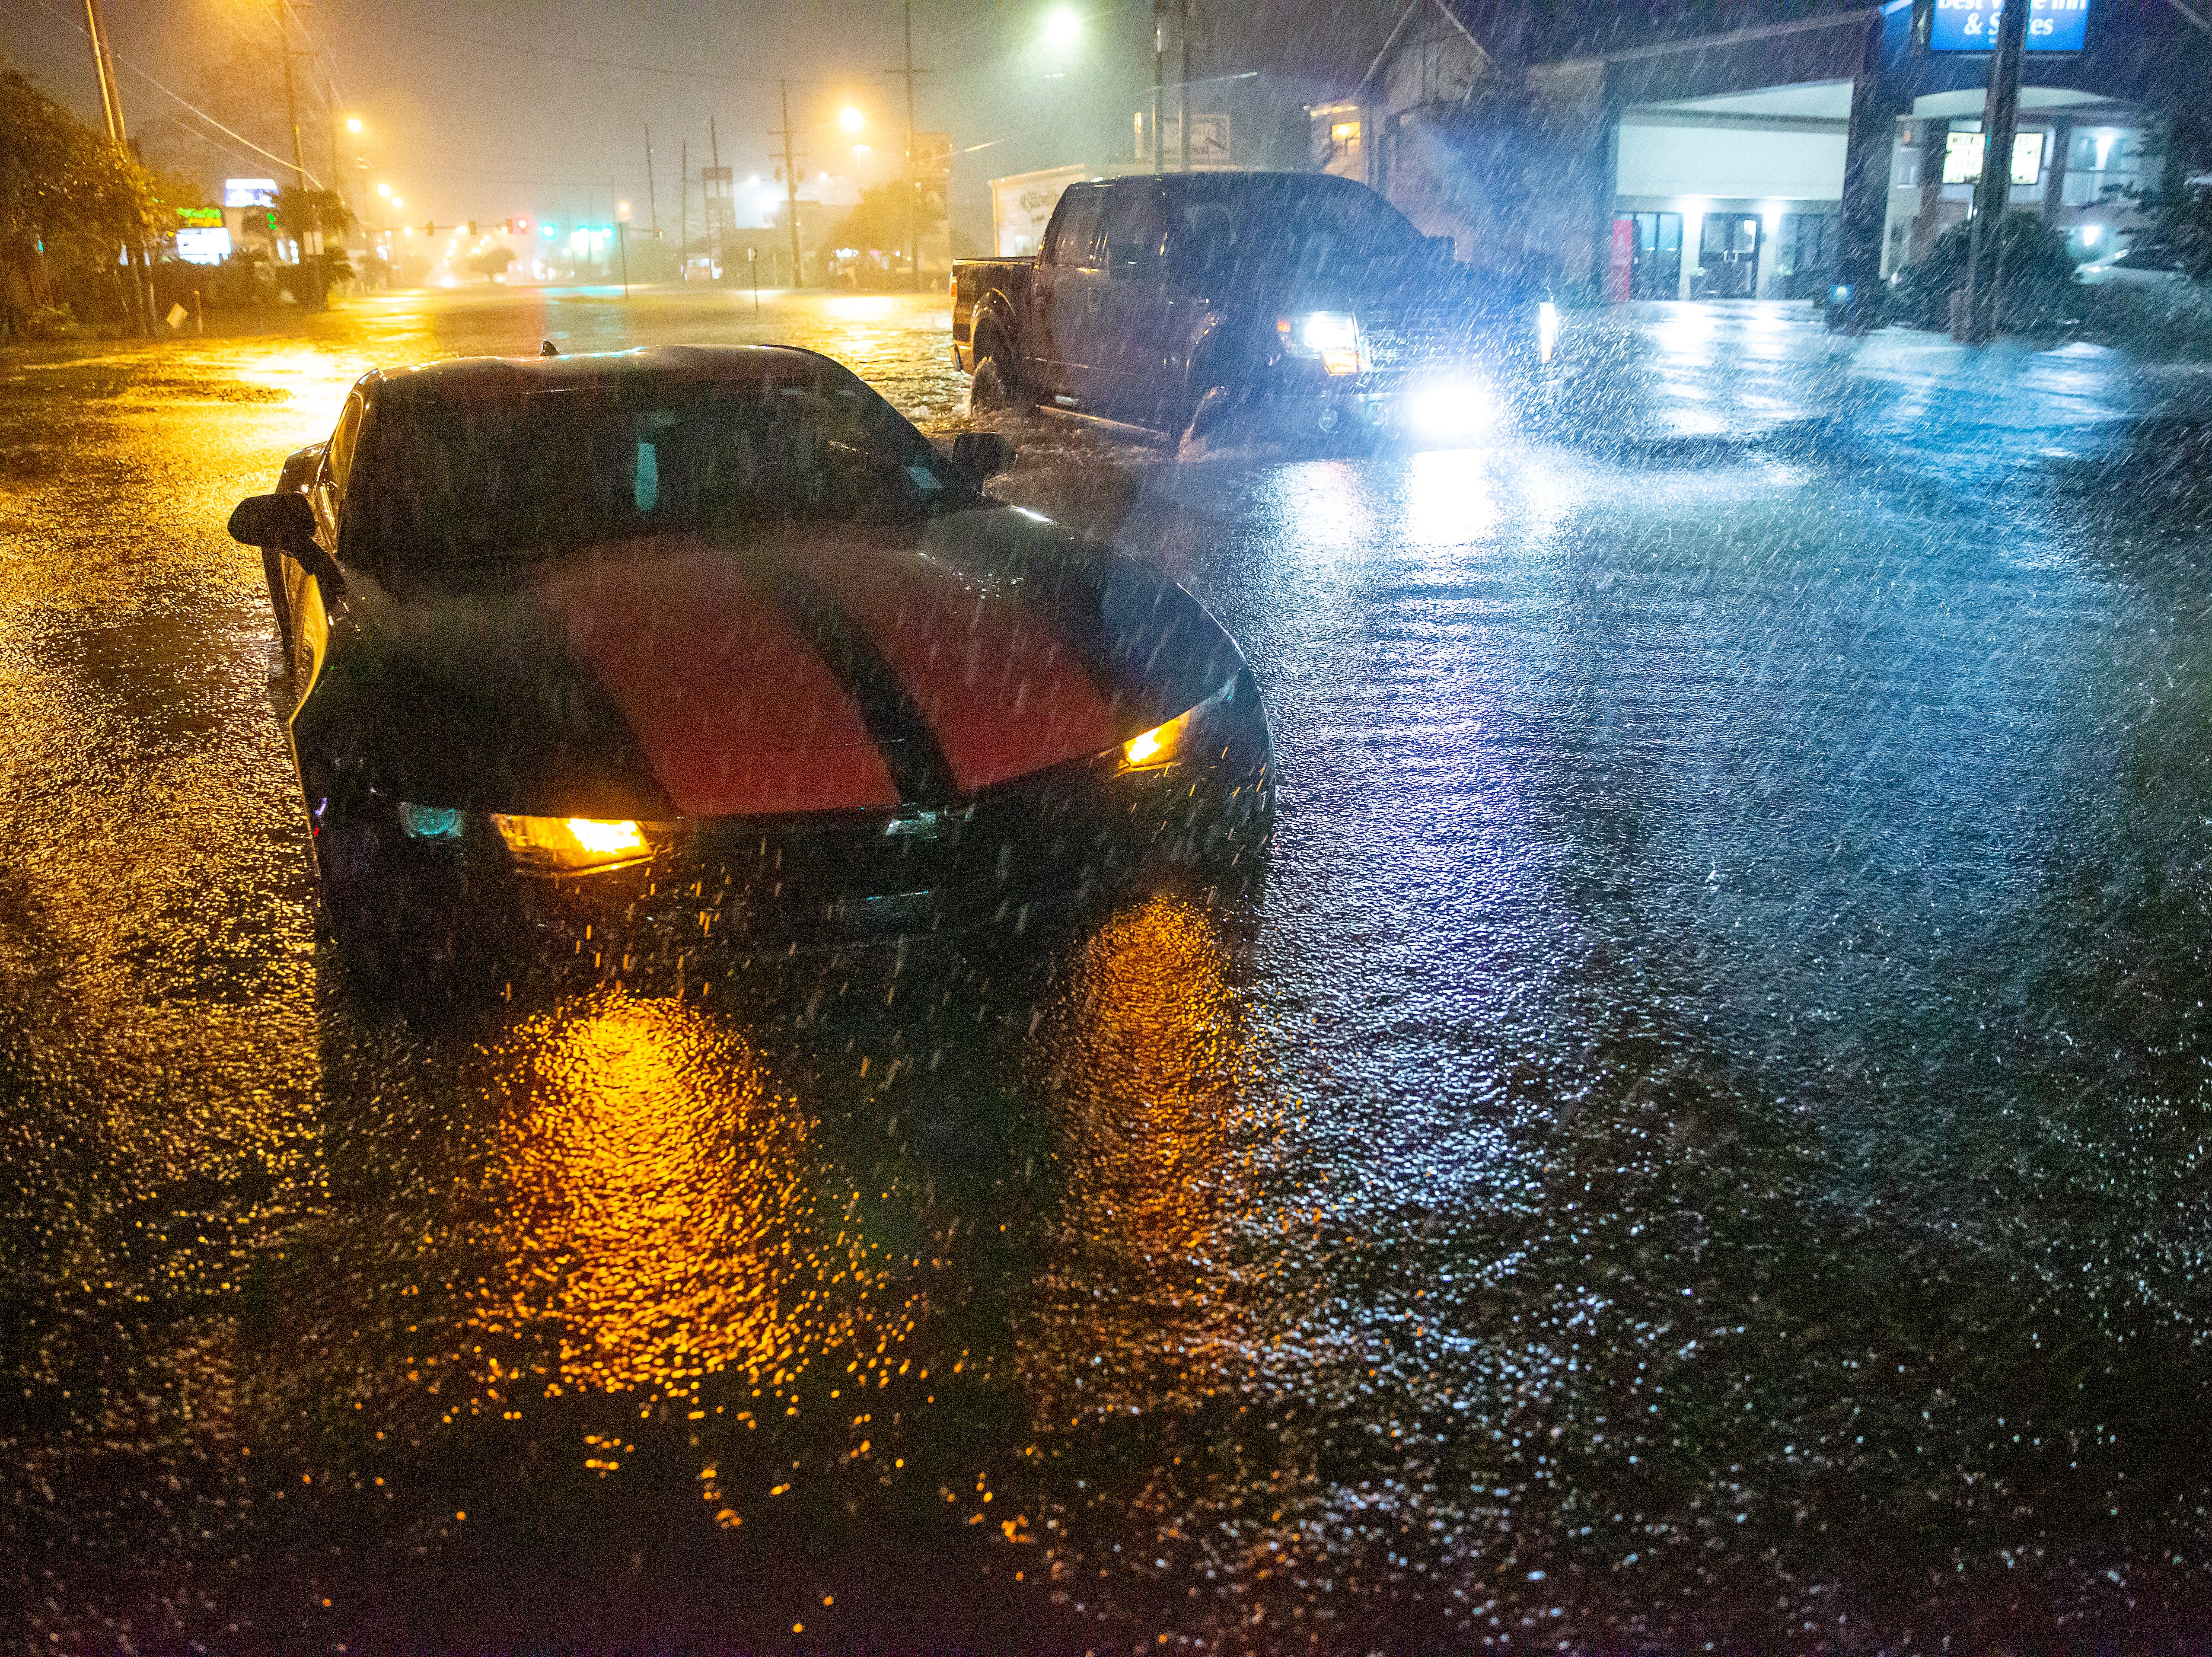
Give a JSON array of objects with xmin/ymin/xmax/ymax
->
[
  {"xmin": 2072, "ymin": 277, "xmax": 2212, "ymax": 361},
  {"xmin": 1891, "ymin": 210, "xmax": 2077, "ymax": 332},
  {"xmin": 19, "ymin": 302, "xmax": 84, "ymax": 340}
]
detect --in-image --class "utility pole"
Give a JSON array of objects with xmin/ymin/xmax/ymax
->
[
  {"xmin": 645, "ymin": 124, "xmax": 658, "ymax": 235},
  {"xmin": 1179, "ymin": 0, "xmax": 1192, "ymax": 172},
  {"xmin": 679, "ymin": 138, "xmax": 688, "ymax": 278},
  {"xmin": 774, "ymin": 80, "xmax": 804, "ymax": 289},
  {"xmin": 82, "ymin": 0, "xmax": 153, "ymax": 336},
  {"xmin": 275, "ymin": 4, "xmax": 309, "ymax": 190},
  {"xmin": 1151, "ymin": 0, "xmax": 1164, "ymax": 174},
  {"xmin": 1962, "ymin": 0, "xmax": 2031, "ymax": 343},
  {"xmin": 616, "ymin": 192, "xmax": 631, "ymax": 299},
  {"xmin": 883, "ymin": 0, "xmax": 932, "ymax": 291}
]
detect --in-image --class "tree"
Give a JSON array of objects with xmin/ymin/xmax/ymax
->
[
  {"xmin": 0, "ymin": 70, "xmax": 186, "ymax": 337},
  {"xmin": 2129, "ymin": 114, "xmax": 2212, "ymax": 282},
  {"xmin": 464, "ymin": 244, "xmax": 516, "ymax": 282},
  {"xmin": 824, "ymin": 182, "xmax": 945, "ymax": 268},
  {"xmin": 271, "ymin": 186, "xmax": 354, "ymax": 311}
]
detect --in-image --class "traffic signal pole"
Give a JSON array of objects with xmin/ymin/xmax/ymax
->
[{"xmin": 1961, "ymin": 0, "xmax": 2030, "ymax": 342}]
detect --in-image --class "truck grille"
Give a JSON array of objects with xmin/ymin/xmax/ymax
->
[{"xmin": 1360, "ymin": 308, "xmax": 1514, "ymax": 373}]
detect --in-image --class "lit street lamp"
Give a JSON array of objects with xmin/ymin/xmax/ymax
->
[{"xmin": 1042, "ymin": 4, "xmax": 1081, "ymax": 52}]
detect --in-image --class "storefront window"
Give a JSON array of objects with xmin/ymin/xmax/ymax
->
[{"xmin": 2062, "ymin": 127, "xmax": 2142, "ymax": 206}]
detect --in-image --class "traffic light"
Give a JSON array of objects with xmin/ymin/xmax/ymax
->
[
  {"xmin": 467, "ymin": 220, "xmax": 478, "ymax": 236},
  {"xmin": 423, "ymin": 220, "xmax": 435, "ymax": 237}
]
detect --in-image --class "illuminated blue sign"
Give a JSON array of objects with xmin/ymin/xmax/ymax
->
[{"xmin": 1930, "ymin": 0, "xmax": 2091, "ymax": 52}]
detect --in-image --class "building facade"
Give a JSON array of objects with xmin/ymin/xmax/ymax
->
[{"xmin": 1309, "ymin": 0, "xmax": 2204, "ymax": 303}]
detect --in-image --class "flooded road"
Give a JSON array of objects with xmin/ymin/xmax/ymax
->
[{"xmin": 4, "ymin": 288, "xmax": 2212, "ymax": 1651}]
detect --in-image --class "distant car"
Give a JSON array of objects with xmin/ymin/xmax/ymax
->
[
  {"xmin": 953, "ymin": 172, "xmax": 1555, "ymax": 447},
  {"xmin": 227, "ymin": 345, "xmax": 1272, "ymax": 997},
  {"xmin": 2077, "ymin": 241, "xmax": 2190, "ymax": 286}
]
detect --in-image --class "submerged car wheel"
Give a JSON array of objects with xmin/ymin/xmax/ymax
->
[{"xmin": 969, "ymin": 327, "xmax": 1031, "ymax": 412}]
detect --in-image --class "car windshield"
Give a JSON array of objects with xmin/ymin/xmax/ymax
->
[
  {"xmin": 1174, "ymin": 176, "xmax": 1429, "ymax": 279},
  {"xmin": 347, "ymin": 360, "xmax": 961, "ymax": 577}
]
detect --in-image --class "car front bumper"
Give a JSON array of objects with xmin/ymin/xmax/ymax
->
[{"xmin": 317, "ymin": 669, "xmax": 1273, "ymax": 989}]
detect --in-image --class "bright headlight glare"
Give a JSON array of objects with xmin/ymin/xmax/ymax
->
[
  {"xmin": 1538, "ymin": 300, "xmax": 1560, "ymax": 365},
  {"xmin": 1279, "ymin": 311, "xmax": 1363, "ymax": 373},
  {"xmin": 491, "ymin": 813, "xmax": 665, "ymax": 873},
  {"xmin": 1299, "ymin": 311, "xmax": 1358, "ymax": 352},
  {"xmin": 1408, "ymin": 377, "xmax": 1498, "ymax": 443}
]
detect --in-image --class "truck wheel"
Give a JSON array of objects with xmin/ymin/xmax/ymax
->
[
  {"xmin": 969, "ymin": 327, "xmax": 1030, "ymax": 412},
  {"xmin": 1180, "ymin": 384, "xmax": 1238, "ymax": 450}
]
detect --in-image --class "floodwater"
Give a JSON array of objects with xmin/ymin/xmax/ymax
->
[{"xmin": 3, "ymin": 288, "xmax": 2211, "ymax": 1651}]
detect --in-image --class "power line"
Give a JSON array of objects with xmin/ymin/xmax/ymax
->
[
  {"xmin": 25, "ymin": 0, "xmax": 325, "ymax": 184},
  {"xmin": 382, "ymin": 20, "xmax": 791, "ymax": 82}
]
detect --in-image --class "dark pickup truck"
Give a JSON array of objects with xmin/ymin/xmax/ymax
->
[{"xmin": 951, "ymin": 170, "xmax": 1556, "ymax": 446}]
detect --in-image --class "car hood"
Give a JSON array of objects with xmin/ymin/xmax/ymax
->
[{"xmin": 316, "ymin": 505, "xmax": 1246, "ymax": 819}]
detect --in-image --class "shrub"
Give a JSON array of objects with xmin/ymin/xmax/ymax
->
[{"xmin": 1891, "ymin": 210, "xmax": 2077, "ymax": 332}]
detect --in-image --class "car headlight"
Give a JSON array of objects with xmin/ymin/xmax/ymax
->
[
  {"xmin": 1119, "ymin": 677, "xmax": 1239, "ymax": 773},
  {"xmin": 1537, "ymin": 300, "xmax": 1560, "ymax": 365},
  {"xmin": 489, "ymin": 813, "xmax": 669, "ymax": 874},
  {"xmin": 1277, "ymin": 310, "xmax": 1364, "ymax": 377}
]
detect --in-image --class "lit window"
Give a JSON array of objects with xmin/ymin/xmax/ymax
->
[{"xmin": 1331, "ymin": 121, "xmax": 1360, "ymax": 144}]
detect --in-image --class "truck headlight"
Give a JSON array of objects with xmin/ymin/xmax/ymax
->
[
  {"xmin": 490, "ymin": 813, "xmax": 669, "ymax": 875},
  {"xmin": 1278, "ymin": 310, "xmax": 1364, "ymax": 376},
  {"xmin": 1537, "ymin": 300, "xmax": 1560, "ymax": 365}
]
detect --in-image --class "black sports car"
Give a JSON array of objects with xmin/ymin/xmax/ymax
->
[{"xmin": 227, "ymin": 344, "xmax": 1272, "ymax": 996}]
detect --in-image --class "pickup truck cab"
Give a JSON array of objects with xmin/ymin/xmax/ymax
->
[{"xmin": 952, "ymin": 171, "xmax": 1555, "ymax": 446}]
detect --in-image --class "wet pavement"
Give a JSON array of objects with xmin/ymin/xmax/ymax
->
[{"xmin": 4, "ymin": 287, "xmax": 2212, "ymax": 1652}]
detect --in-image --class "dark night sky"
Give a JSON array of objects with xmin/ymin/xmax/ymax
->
[{"xmin": 2, "ymin": 0, "xmax": 1400, "ymax": 236}]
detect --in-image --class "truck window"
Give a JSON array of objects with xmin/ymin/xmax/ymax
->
[
  {"xmin": 1044, "ymin": 187, "xmax": 1104, "ymax": 269},
  {"xmin": 1101, "ymin": 185, "xmax": 1168, "ymax": 281}
]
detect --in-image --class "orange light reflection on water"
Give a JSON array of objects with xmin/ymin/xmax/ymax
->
[
  {"xmin": 461, "ymin": 993, "xmax": 915, "ymax": 1404},
  {"xmin": 1026, "ymin": 894, "xmax": 1285, "ymax": 1411}
]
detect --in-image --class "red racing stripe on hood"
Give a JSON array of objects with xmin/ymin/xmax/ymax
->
[
  {"xmin": 529, "ymin": 539, "xmax": 899, "ymax": 816},
  {"xmin": 786, "ymin": 532, "xmax": 1119, "ymax": 794}
]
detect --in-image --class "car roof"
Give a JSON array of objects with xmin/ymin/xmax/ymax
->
[{"xmin": 363, "ymin": 344, "xmax": 847, "ymax": 408}]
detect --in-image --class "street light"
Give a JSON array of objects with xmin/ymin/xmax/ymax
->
[
  {"xmin": 839, "ymin": 105, "xmax": 864, "ymax": 133},
  {"xmin": 1042, "ymin": 4, "xmax": 1081, "ymax": 51},
  {"xmin": 345, "ymin": 116, "xmax": 363, "ymax": 134},
  {"xmin": 376, "ymin": 182, "xmax": 391, "ymax": 198}
]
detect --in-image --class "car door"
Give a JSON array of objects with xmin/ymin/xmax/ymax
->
[
  {"xmin": 1093, "ymin": 181, "xmax": 1174, "ymax": 420},
  {"xmin": 288, "ymin": 389, "xmax": 365, "ymax": 693},
  {"xmin": 1032, "ymin": 184, "xmax": 1106, "ymax": 402}
]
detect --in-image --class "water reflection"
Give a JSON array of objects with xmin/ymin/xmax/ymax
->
[{"xmin": 463, "ymin": 992, "xmax": 886, "ymax": 1402}]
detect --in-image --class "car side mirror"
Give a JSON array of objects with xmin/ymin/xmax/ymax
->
[
  {"xmin": 950, "ymin": 431, "xmax": 1015, "ymax": 486},
  {"xmin": 228, "ymin": 490, "xmax": 316, "ymax": 550}
]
